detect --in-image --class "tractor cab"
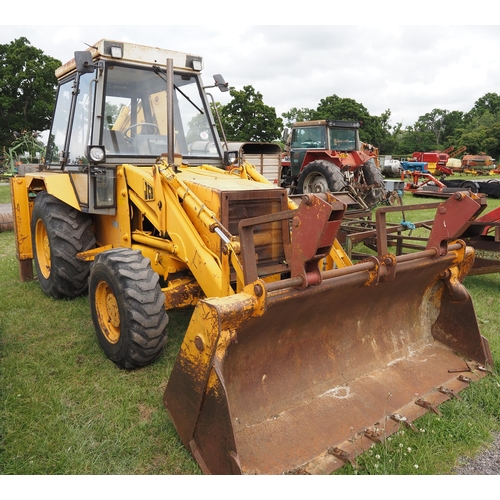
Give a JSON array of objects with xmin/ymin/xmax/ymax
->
[
  {"xmin": 43, "ymin": 39, "xmax": 227, "ymax": 214},
  {"xmin": 288, "ymin": 120, "xmax": 361, "ymax": 178}
]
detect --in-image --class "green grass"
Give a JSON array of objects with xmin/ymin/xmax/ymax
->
[
  {"xmin": 0, "ymin": 183, "xmax": 11, "ymax": 204},
  {"xmin": 0, "ymin": 240, "xmax": 198, "ymax": 474},
  {"xmin": 1, "ymin": 178, "xmax": 499, "ymax": 475}
]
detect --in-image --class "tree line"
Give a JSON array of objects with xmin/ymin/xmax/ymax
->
[
  {"xmin": 1, "ymin": 37, "xmax": 499, "ymax": 162},
  {"xmin": 218, "ymin": 87, "xmax": 500, "ymax": 161}
]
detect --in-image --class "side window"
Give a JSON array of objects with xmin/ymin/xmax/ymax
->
[
  {"xmin": 291, "ymin": 127, "xmax": 325, "ymax": 149},
  {"xmin": 67, "ymin": 72, "xmax": 95, "ymax": 165},
  {"xmin": 45, "ymin": 79, "xmax": 73, "ymax": 165},
  {"xmin": 45, "ymin": 72, "xmax": 96, "ymax": 167},
  {"xmin": 329, "ymin": 129, "xmax": 357, "ymax": 151}
]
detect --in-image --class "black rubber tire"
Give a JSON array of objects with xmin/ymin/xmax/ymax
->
[
  {"xmin": 460, "ymin": 181, "xmax": 480, "ymax": 193},
  {"xmin": 361, "ymin": 161, "xmax": 387, "ymax": 208},
  {"xmin": 31, "ymin": 190, "xmax": 96, "ymax": 299},
  {"xmin": 89, "ymin": 248, "xmax": 169, "ymax": 369},
  {"xmin": 297, "ymin": 160, "xmax": 346, "ymax": 194}
]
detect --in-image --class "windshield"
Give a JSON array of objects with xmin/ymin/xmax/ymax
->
[
  {"xmin": 102, "ymin": 64, "xmax": 220, "ymax": 159},
  {"xmin": 291, "ymin": 126, "xmax": 326, "ymax": 149}
]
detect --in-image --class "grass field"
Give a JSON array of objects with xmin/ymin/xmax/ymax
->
[{"xmin": 0, "ymin": 179, "xmax": 499, "ymax": 476}]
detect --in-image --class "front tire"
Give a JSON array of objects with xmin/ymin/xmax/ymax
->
[
  {"xmin": 31, "ymin": 191, "xmax": 96, "ymax": 299},
  {"xmin": 89, "ymin": 248, "xmax": 169, "ymax": 369},
  {"xmin": 297, "ymin": 160, "xmax": 346, "ymax": 194}
]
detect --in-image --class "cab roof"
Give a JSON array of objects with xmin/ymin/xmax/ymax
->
[{"xmin": 55, "ymin": 39, "xmax": 203, "ymax": 79}]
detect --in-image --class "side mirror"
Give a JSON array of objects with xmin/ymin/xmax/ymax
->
[
  {"xmin": 213, "ymin": 74, "xmax": 229, "ymax": 92},
  {"xmin": 75, "ymin": 51, "xmax": 96, "ymax": 74}
]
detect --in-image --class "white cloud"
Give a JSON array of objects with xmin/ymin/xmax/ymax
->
[{"xmin": 1, "ymin": 22, "xmax": 499, "ymax": 130}]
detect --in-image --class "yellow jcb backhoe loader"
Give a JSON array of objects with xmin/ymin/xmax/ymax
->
[{"xmin": 10, "ymin": 39, "xmax": 493, "ymax": 474}]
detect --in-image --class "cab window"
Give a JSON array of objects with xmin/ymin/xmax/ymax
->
[{"xmin": 291, "ymin": 126, "xmax": 326, "ymax": 149}]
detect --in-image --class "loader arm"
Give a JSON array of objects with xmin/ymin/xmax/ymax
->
[{"xmin": 120, "ymin": 162, "xmax": 236, "ymax": 299}]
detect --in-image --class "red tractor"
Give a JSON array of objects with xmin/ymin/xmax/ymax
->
[{"xmin": 281, "ymin": 120, "xmax": 387, "ymax": 208}]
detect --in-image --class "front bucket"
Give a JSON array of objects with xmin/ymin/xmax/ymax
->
[{"xmin": 164, "ymin": 243, "xmax": 492, "ymax": 475}]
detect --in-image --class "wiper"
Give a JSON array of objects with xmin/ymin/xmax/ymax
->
[{"xmin": 153, "ymin": 65, "xmax": 204, "ymax": 114}]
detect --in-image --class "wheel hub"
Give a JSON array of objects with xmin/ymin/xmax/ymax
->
[
  {"xmin": 35, "ymin": 219, "xmax": 51, "ymax": 279},
  {"xmin": 95, "ymin": 280, "xmax": 121, "ymax": 344},
  {"xmin": 304, "ymin": 173, "xmax": 328, "ymax": 193}
]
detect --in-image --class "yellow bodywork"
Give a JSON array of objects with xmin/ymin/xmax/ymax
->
[{"xmin": 10, "ymin": 157, "xmax": 352, "ymax": 306}]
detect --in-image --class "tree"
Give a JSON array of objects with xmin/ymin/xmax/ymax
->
[
  {"xmin": 441, "ymin": 110, "xmax": 465, "ymax": 145},
  {"xmin": 467, "ymin": 92, "xmax": 500, "ymax": 120},
  {"xmin": 0, "ymin": 37, "xmax": 61, "ymax": 149},
  {"xmin": 219, "ymin": 85, "xmax": 283, "ymax": 142},
  {"xmin": 311, "ymin": 94, "xmax": 385, "ymax": 146},
  {"xmin": 413, "ymin": 108, "xmax": 448, "ymax": 145},
  {"xmin": 393, "ymin": 126, "xmax": 438, "ymax": 155},
  {"xmin": 281, "ymin": 107, "xmax": 315, "ymax": 128}
]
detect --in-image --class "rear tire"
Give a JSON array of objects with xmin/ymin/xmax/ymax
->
[
  {"xmin": 31, "ymin": 190, "xmax": 96, "ymax": 299},
  {"xmin": 89, "ymin": 248, "xmax": 169, "ymax": 369},
  {"xmin": 361, "ymin": 161, "xmax": 387, "ymax": 208},
  {"xmin": 297, "ymin": 160, "xmax": 346, "ymax": 194}
]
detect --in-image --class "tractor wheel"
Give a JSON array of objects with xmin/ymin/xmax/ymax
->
[
  {"xmin": 89, "ymin": 248, "xmax": 169, "ymax": 369},
  {"xmin": 460, "ymin": 181, "xmax": 480, "ymax": 193},
  {"xmin": 31, "ymin": 190, "xmax": 96, "ymax": 299},
  {"xmin": 296, "ymin": 160, "xmax": 346, "ymax": 194},
  {"xmin": 362, "ymin": 161, "xmax": 387, "ymax": 208}
]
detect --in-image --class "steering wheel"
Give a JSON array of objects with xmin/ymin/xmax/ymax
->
[{"xmin": 123, "ymin": 122, "xmax": 160, "ymax": 141}]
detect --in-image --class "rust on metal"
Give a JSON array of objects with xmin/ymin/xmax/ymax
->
[
  {"xmin": 438, "ymin": 386, "xmax": 462, "ymax": 401},
  {"xmin": 390, "ymin": 413, "xmax": 418, "ymax": 432},
  {"xmin": 363, "ymin": 428, "xmax": 383, "ymax": 443},
  {"xmin": 415, "ymin": 398, "xmax": 442, "ymax": 416},
  {"xmin": 238, "ymin": 192, "xmax": 345, "ymax": 287},
  {"xmin": 164, "ymin": 192, "xmax": 493, "ymax": 475}
]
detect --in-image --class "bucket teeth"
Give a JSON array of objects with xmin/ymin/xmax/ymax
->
[
  {"xmin": 363, "ymin": 428, "xmax": 383, "ymax": 443},
  {"xmin": 390, "ymin": 413, "xmax": 418, "ymax": 432},
  {"xmin": 328, "ymin": 447, "xmax": 356, "ymax": 467},
  {"xmin": 415, "ymin": 398, "xmax": 442, "ymax": 416},
  {"xmin": 438, "ymin": 386, "xmax": 462, "ymax": 401}
]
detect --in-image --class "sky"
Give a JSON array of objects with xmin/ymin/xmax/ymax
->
[{"xmin": 1, "ymin": 5, "xmax": 500, "ymax": 132}]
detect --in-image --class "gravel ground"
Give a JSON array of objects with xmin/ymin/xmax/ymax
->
[{"xmin": 452, "ymin": 431, "xmax": 500, "ymax": 474}]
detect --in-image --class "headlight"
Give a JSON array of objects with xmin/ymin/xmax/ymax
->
[
  {"xmin": 87, "ymin": 145, "xmax": 106, "ymax": 164},
  {"xmin": 224, "ymin": 151, "xmax": 238, "ymax": 166}
]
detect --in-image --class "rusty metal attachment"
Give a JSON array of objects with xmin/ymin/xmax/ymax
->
[
  {"xmin": 363, "ymin": 428, "xmax": 383, "ymax": 443},
  {"xmin": 438, "ymin": 386, "xmax": 462, "ymax": 401},
  {"xmin": 390, "ymin": 413, "xmax": 418, "ymax": 432},
  {"xmin": 415, "ymin": 398, "xmax": 442, "ymax": 416},
  {"xmin": 164, "ymin": 192, "xmax": 492, "ymax": 474}
]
